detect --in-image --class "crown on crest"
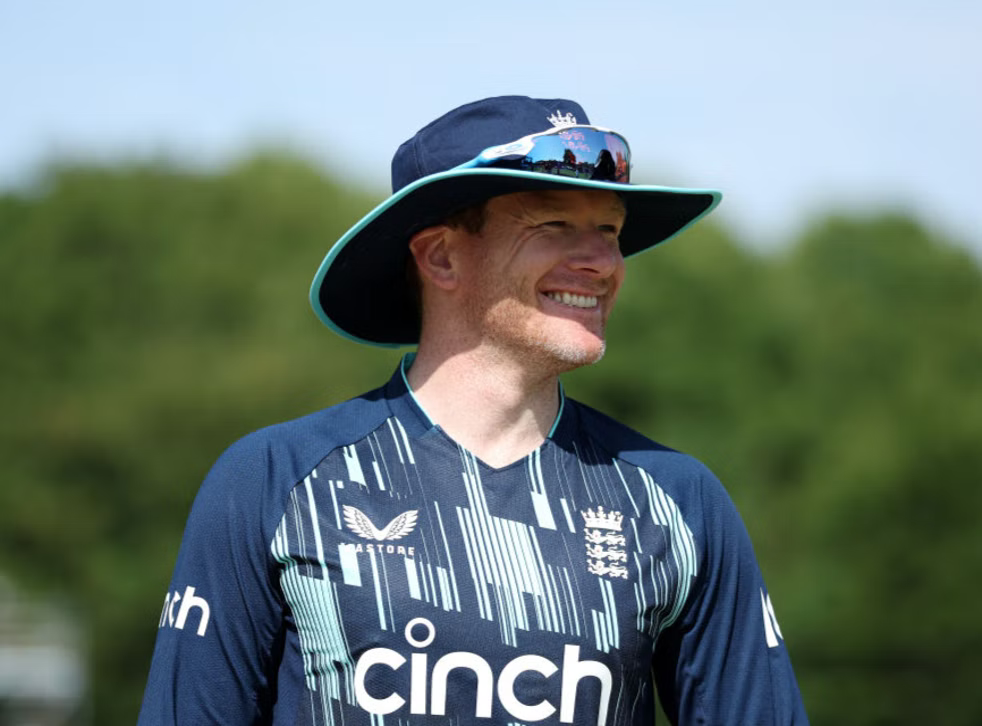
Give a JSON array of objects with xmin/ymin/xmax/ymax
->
[
  {"xmin": 547, "ymin": 110, "xmax": 578, "ymax": 127},
  {"xmin": 581, "ymin": 507, "xmax": 623, "ymax": 531}
]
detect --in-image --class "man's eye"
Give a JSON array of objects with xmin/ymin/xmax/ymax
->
[{"xmin": 541, "ymin": 221, "xmax": 569, "ymax": 228}]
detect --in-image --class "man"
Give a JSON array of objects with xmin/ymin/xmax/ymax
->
[{"xmin": 139, "ymin": 96, "xmax": 808, "ymax": 724}]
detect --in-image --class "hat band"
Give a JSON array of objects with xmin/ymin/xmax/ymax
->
[{"xmin": 455, "ymin": 125, "xmax": 631, "ymax": 183}]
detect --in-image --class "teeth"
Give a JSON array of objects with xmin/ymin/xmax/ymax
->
[{"xmin": 547, "ymin": 291, "xmax": 598, "ymax": 308}]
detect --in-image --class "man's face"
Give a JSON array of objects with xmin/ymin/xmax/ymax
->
[{"xmin": 454, "ymin": 189, "xmax": 626, "ymax": 371}]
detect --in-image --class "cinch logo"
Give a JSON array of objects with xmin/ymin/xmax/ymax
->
[
  {"xmin": 158, "ymin": 585, "xmax": 211, "ymax": 637},
  {"xmin": 353, "ymin": 618, "xmax": 612, "ymax": 726}
]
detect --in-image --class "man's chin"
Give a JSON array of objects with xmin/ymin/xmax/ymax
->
[
  {"xmin": 537, "ymin": 337, "xmax": 607, "ymax": 371},
  {"xmin": 482, "ymin": 309, "xmax": 608, "ymax": 371}
]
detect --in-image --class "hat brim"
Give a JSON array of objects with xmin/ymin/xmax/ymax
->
[{"xmin": 310, "ymin": 168, "xmax": 722, "ymax": 347}]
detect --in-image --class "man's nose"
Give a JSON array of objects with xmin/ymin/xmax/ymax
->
[{"xmin": 568, "ymin": 231, "xmax": 624, "ymax": 277}]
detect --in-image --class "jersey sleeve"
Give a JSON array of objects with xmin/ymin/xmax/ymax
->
[
  {"xmin": 653, "ymin": 467, "xmax": 809, "ymax": 725},
  {"xmin": 137, "ymin": 432, "xmax": 289, "ymax": 725}
]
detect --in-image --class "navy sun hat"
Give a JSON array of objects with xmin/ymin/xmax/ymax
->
[{"xmin": 310, "ymin": 95, "xmax": 722, "ymax": 347}]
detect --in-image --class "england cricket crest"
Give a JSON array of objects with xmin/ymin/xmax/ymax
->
[{"xmin": 581, "ymin": 507, "xmax": 628, "ymax": 579}]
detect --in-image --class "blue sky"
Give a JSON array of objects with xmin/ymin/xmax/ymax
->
[{"xmin": 2, "ymin": 0, "xmax": 979, "ymax": 252}]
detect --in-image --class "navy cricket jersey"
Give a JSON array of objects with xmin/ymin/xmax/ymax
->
[{"xmin": 139, "ymin": 357, "xmax": 807, "ymax": 725}]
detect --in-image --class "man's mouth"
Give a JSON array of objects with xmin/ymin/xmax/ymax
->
[{"xmin": 544, "ymin": 291, "xmax": 599, "ymax": 309}]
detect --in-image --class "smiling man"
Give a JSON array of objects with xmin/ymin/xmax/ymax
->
[{"xmin": 139, "ymin": 96, "xmax": 808, "ymax": 725}]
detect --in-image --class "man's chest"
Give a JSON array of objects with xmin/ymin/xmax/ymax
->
[{"xmin": 272, "ymin": 426, "xmax": 695, "ymax": 724}]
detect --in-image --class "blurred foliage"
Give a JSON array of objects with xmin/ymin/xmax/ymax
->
[{"xmin": 1, "ymin": 153, "xmax": 980, "ymax": 725}]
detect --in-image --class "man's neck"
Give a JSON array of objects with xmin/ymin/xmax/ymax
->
[{"xmin": 406, "ymin": 345, "xmax": 562, "ymax": 469}]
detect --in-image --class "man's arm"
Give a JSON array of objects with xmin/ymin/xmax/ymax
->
[
  {"xmin": 653, "ymin": 470, "xmax": 808, "ymax": 725},
  {"xmin": 137, "ymin": 434, "xmax": 287, "ymax": 724}
]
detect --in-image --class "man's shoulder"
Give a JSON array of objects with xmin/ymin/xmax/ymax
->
[
  {"xmin": 174, "ymin": 384, "xmax": 397, "ymax": 556},
  {"xmin": 567, "ymin": 397, "xmax": 717, "ymax": 484},
  {"xmin": 206, "ymin": 383, "xmax": 392, "ymax": 492},
  {"xmin": 248, "ymin": 384, "xmax": 390, "ymax": 448},
  {"xmin": 567, "ymin": 398, "xmax": 736, "ymax": 537}
]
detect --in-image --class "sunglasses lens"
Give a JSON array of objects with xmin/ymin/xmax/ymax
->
[{"xmin": 481, "ymin": 128, "xmax": 630, "ymax": 183}]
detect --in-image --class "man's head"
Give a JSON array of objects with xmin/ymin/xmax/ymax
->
[
  {"xmin": 310, "ymin": 96, "xmax": 721, "ymax": 347},
  {"xmin": 408, "ymin": 189, "xmax": 626, "ymax": 371}
]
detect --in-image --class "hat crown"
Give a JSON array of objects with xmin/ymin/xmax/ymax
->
[{"xmin": 391, "ymin": 96, "xmax": 590, "ymax": 193}]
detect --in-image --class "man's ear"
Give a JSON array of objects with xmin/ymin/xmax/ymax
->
[{"xmin": 408, "ymin": 225, "xmax": 459, "ymax": 291}]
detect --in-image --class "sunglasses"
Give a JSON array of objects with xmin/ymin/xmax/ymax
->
[{"xmin": 456, "ymin": 125, "xmax": 631, "ymax": 183}]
